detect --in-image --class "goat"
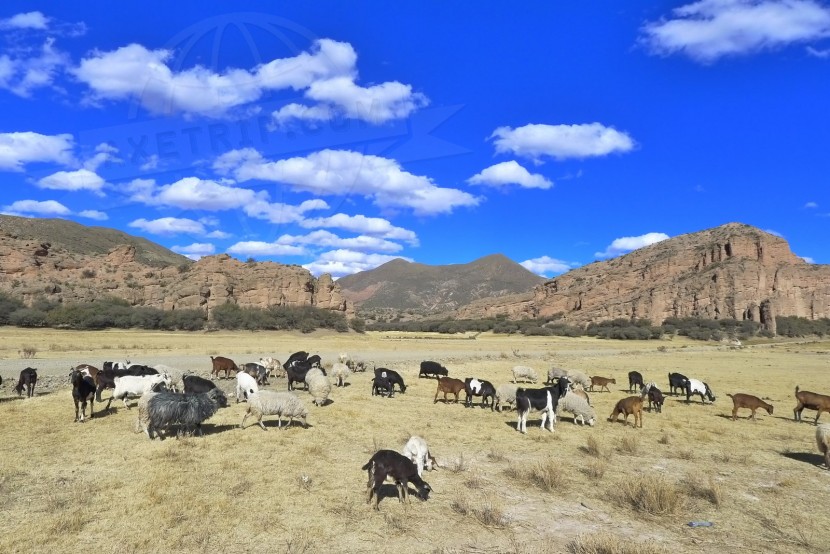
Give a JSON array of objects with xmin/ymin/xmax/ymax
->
[
  {"xmin": 668, "ymin": 372, "xmax": 689, "ymax": 396},
  {"xmin": 182, "ymin": 374, "xmax": 216, "ymax": 394},
  {"xmin": 70, "ymin": 368, "xmax": 96, "ymax": 422},
  {"xmin": 306, "ymin": 354, "xmax": 322, "ymax": 368},
  {"xmin": 235, "ymin": 371, "xmax": 259, "ymax": 403},
  {"xmin": 628, "ymin": 371, "xmax": 644, "ymax": 393},
  {"xmin": 639, "ymin": 382, "xmax": 664, "ymax": 413},
  {"xmin": 727, "ymin": 393, "xmax": 773, "ymax": 421},
  {"xmin": 568, "ymin": 384, "xmax": 591, "ymax": 406},
  {"xmin": 14, "ymin": 367, "xmax": 37, "ymax": 397},
  {"xmin": 434, "ymin": 376, "xmax": 465, "ymax": 404},
  {"xmin": 794, "ymin": 386, "xmax": 830, "ymax": 424},
  {"xmin": 283, "ymin": 351, "xmax": 309, "ymax": 370},
  {"xmin": 139, "ymin": 388, "xmax": 228, "ymax": 439},
  {"xmin": 374, "ymin": 368, "xmax": 406, "ymax": 394},
  {"xmin": 419, "ymin": 361, "xmax": 448, "ymax": 378},
  {"xmin": 259, "ymin": 357, "xmax": 284, "ymax": 379},
  {"xmin": 371, "ymin": 376, "xmax": 394, "ymax": 398},
  {"xmin": 93, "ymin": 364, "xmax": 158, "ymax": 402},
  {"xmin": 401, "ymin": 436, "xmax": 437, "ymax": 477},
  {"xmin": 106, "ymin": 373, "xmax": 172, "ymax": 411},
  {"xmin": 362, "ymin": 449, "xmax": 432, "ymax": 510},
  {"xmin": 515, "ymin": 378, "xmax": 570, "ymax": 434},
  {"xmin": 286, "ymin": 361, "xmax": 314, "ymax": 391},
  {"xmin": 685, "ymin": 378, "xmax": 716, "ymax": 404},
  {"xmin": 608, "ymin": 396, "xmax": 644, "ymax": 428},
  {"xmin": 589, "ymin": 376, "xmax": 616, "ymax": 393},
  {"xmin": 210, "ymin": 356, "xmax": 239, "ymax": 379},
  {"xmin": 464, "ymin": 377, "xmax": 496, "ymax": 410},
  {"xmin": 242, "ymin": 362, "xmax": 269, "ymax": 386}
]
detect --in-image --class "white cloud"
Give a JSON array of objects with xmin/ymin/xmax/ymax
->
[
  {"xmin": 216, "ymin": 148, "xmax": 480, "ymax": 215},
  {"xmin": 0, "ymin": 131, "xmax": 74, "ymax": 171},
  {"xmin": 140, "ymin": 154, "xmax": 159, "ymax": 171},
  {"xmin": 299, "ymin": 213, "xmax": 418, "ymax": 245},
  {"xmin": 805, "ymin": 201, "xmax": 818, "ymax": 208},
  {"xmin": 0, "ymin": 38, "xmax": 69, "ymax": 97},
  {"xmin": 128, "ymin": 176, "xmax": 264, "ymax": 211},
  {"xmin": 277, "ymin": 230, "xmax": 404, "ymax": 253},
  {"xmin": 243, "ymin": 197, "xmax": 329, "ymax": 225},
  {"xmin": 2, "ymin": 199, "xmax": 70, "ymax": 216},
  {"xmin": 807, "ymin": 45, "xmax": 830, "ymax": 58},
  {"xmin": 172, "ymin": 242, "xmax": 215, "ymax": 260},
  {"xmin": 595, "ymin": 232, "xmax": 670, "ymax": 258},
  {"xmin": 765, "ymin": 228, "xmax": 784, "ymax": 237},
  {"xmin": 83, "ymin": 143, "xmax": 120, "ymax": 171},
  {"xmin": 226, "ymin": 241, "xmax": 308, "ymax": 257},
  {"xmin": 520, "ymin": 256, "xmax": 576, "ymax": 277},
  {"xmin": 303, "ymin": 249, "xmax": 412, "ymax": 277},
  {"xmin": 0, "ymin": 12, "xmax": 49, "ymax": 30},
  {"xmin": 36, "ymin": 168, "xmax": 106, "ymax": 195},
  {"xmin": 641, "ymin": 0, "xmax": 830, "ymax": 63},
  {"xmin": 800, "ymin": 255, "xmax": 815, "ymax": 263},
  {"xmin": 129, "ymin": 217, "xmax": 208, "ymax": 236},
  {"xmin": 206, "ymin": 230, "xmax": 231, "ymax": 239},
  {"xmin": 468, "ymin": 160, "xmax": 553, "ymax": 189},
  {"xmin": 490, "ymin": 123, "xmax": 635, "ymax": 162},
  {"xmin": 78, "ymin": 209, "xmax": 108, "ymax": 220}
]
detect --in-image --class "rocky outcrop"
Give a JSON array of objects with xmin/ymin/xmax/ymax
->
[
  {"xmin": 0, "ymin": 234, "xmax": 353, "ymax": 319},
  {"xmin": 456, "ymin": 223, "xmax": 830, "ymax": 331}
]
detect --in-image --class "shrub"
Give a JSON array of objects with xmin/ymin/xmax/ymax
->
[
  {"xmin": 349, "ymin": 317, "xmax": 366, "ymax": 333},
  {"xmin": 81, "ymin": 269, "xmax": 96, "ymax": 278},
  {"xmin": 0, "ymin": 293, "xmax": 25, "ymax": 324},
  {"xmin": 9, "ymin": 308, "xmax": 48, "ymax": 327}
]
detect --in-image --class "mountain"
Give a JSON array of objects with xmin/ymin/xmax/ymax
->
[
  {"xmin": 0, "ymin": 215, "xmax": 352, "ymax": 318},
  {"xmin": 338, "ymin": 253, "xmax": 545, "ymax": 312},
  {"xmin": 455, "ymin": 223, "xmax": 830, "ymax": 332}
]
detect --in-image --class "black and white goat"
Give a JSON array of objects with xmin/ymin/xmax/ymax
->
[
  {"xmin": 70, "ymin": 368, "xmax": 96, "ymax": 422},
  {"xmin": 464, "ymin": 377, "xmax": 496, "ymax": 410},
  {"xmin": 362, "ymin": 449, "xmax": 432, "ymax": 510},
  {"xmin": 515, "ymin": 378, "xmax": 570, "ymax": 434},
  {"xmin": 685, "ymin": 378, "xmax": 716, "ymax": 404}
]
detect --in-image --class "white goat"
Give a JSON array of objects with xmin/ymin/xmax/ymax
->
[
  {"xmin": 107, "ymin": 373, "xmax": 171, "ymax": 411},
  {"xmin": 236, "ymin": 371, "xmax": 259, "ymax": 403},
  {"xmin": 401, "ymin": 436, "xmax": 437, "ymax": 477}
]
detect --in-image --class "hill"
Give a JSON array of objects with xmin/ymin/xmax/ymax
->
[
  {"xmin": 338, "ymin": 253, "xmax": 544, "ymax": 312},
  {"xmin": 456, "ymin": 223, "xmax": 830, "ymax": 332}
]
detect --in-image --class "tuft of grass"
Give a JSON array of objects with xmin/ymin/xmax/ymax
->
[
  {"xmin": 671, "ymin": 448, "xmax": 695, "ymax": 461},
  {"xmin": 617, "ymin": 435, "xmax": 639, "ymax": 455},
  {"xmin": 464, "ymin": 473, "xmax": 485, "ymax": 489},
  {"xmin": 448, "ymin": 452, "xmax": 468, "ymax": 473},
  {"xmin": 581, "ymin": 460, "xmax": 607, "ymax": 479},
  {"xmin": 617, "ymin": 476, "xmax": 685, "ymax": 515},
  {"xmin": 505, "ymin": 458, "xmax": 567, "ymax": 493},
  {"xmin": 50, "ymin": 511, "xmax": 86, "ymax": 534},
  {"xmin": 451, "ymin": 493, "xmax": 508, "ymax": 528},
  {"xmin": 284, "ymin": 531, "xmax": 313, "ymax": 554},
  {"xmin": 582, "ymin": 435, "xmax": 610, "ymax": 459},
  {"xmin": 384, "ymin": 512, "xmax": 409, "ymax": 533},
  {"xmin": 683, "ymin": 475, "xmax": 723, "ymax": 507},
  {"xmin": 19, "ymin": 345, "xmax": 37, "ymax": 358},
  {"xmin": 567, "ymin": 533, "xmax": 665, "ymax": 554},
  {"xmin": 297, "ymin": 474, "xmax": 313, "ymax": 492},
  {"xmin": 657, "ymin": 433, "xmax": 670, "ymax": 445},
  {"xmin": 487, "ymin": 448, "xmax": 507, "ymax": 462}
]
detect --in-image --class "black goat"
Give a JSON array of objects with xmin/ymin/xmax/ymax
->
[
  {"xmin": 282, "ymin": 351, "xmax": 309, "ymax": 371},
  {"xmin": 286, "ymin": 361, "xmax": 314, "ymax": 391},
  {"xmin": 70, "ymin": 368, "xmax": 96, "ymax": 422},
  {"xmin": 374, "ymin": 368, "xmax": 406, "ymax": 393},
  {"xmin": 242, "ymin": 363, "xmax": 269, "ymax": 386},
  {"xmin": 14, "ymin": 367, "xmax": 37, "ymax": 397},
  {"xmin": 640, "ymin": 383, "xmax": 664, "ymax": 413},
  {"xmin": 464, "ymin": 377, "xmax": 496, "ymax": 410},
  {"xmin": 182, "ymin": 374, "xmax": 217, "ymax": 394},
  {"xmin": 628, "ymin": 371, "xmax": 644, "ymax": 393},
  {"xmin": 667, "ymin": 372, "xmax": 689, "ymax": 396},
  {"xmin": 419, "ymin": 361, "xmax": 448, "ymax": 378},
  {"xmin": 362, "ymin": 449, "xmax": 432, "ymax": 510},
  {"xmin": 371, "ymin": 376, "xmax": 394, "ymax": 398}
]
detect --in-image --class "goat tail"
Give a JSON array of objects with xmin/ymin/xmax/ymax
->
[
  {"xmin": 795, "ymin": 385, "xmax": 800, "ymax": 395},
  {"xmin": 361, "ymin": 460, "xmax": 373, "ymax": 472},
  {"xmin": 726, "ymin": 393, "xmax": 734, "ymax": 399}
]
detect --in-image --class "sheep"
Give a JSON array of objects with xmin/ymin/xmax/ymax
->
[
  {"xmin": 566, "ymin": 369, "xmax": 591, "ymax": 390},
  {"xmin": 93, "ymin": 364, "xmax": 158, "ymax": 402},
  {"xmin": 608, "ymin": 396, "xmax": 643, "ymax": 428},
  {"xmin": 139, "ymin": 388, "xmax": 228, "ymax": 439},
  {"xmin": 105, "ymin": 373, "xmax": 172, "ymax": 411},
  {"xmin": 546, "ymin": 366, "xmax": 569, "ymax": 384},
  {"xmin": 362, "ymin": 449, "xmax": 432, "ymax": 510},
  {"xmin": 401, "ymin": 436, "xmax": 437, "ymax": 477},
  {"xmin": 152, "ymin": 364, "xmax": 188, "ymax": 392},
  {"xmin": 589, "ymin": 376, "xmax": 616, "ymax": 393},
  {"xmin": 240, "ymin": 390, "xmax": 309, "ymax": 430},
  {"xmin": 511, "ymin": 365, "xmax": 538, "ymax": 384},
  {"xmin": 727, "ymin": 393, "xmax": 773, "ymax": 421},
  {"xmin": 236, "ymin": 371, "xmax": 259, "ymax": 403},
  {"xmin": 816, "ymin": 424, "xmax": 830, "ymax": 469},
  {"xmin": 558, "ymin": 391, "xmax": 596, "ymax": 426},
  {"xmin": 685, "ymin": 378, "xmax": 716, "ymax": 404},
  {"xmin": 330, "ymin": 362, "xmax": 351, "ymax": 387},
  {"xmin": 338, "ymin": 352, "xmax": 350, "ymax": 365},
  {"xmin": 434, "ymin": 376, "xmax": 465, "ymax": 404},
  {"xmin": 14, "ymin": 367, "xmax": 37, "ymax": 397},
  {"xmin": 259, "ymin": 357, "xmax": 284, "ymax": 379},
  {"xmin": 494, "ymin": 383, "xmax": 519, "ymax": 412},
  {"xmin": 305, "ymin": 367, "xmax": 331, "ymax": 406},
  {"xmin": 628, "ymin": 371, "xmax": 645, "ymax": 393},
  {"xmin": 794, "ymin": 386, "xmax": 830, "ymax": 424}
]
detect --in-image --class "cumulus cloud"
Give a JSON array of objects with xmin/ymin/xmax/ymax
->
[
  {"xmin": 127, "ymin": 176, "xmax": 263, "ymax": 210},
  {"xmin": 276, "ymin": 230, "xmax": 404, "ymax": 253},
  {"xmin": 83, "ymin": 143, "xmax": 120, "ymax": 171},
  {"xmin": 0, "ymin": 37, "xmax": 70, "ymax": 97},
  {"xmin": 640, "ymin": 0, "xmax": 830, "ymax": 63},
  {"xmin": 2, "ymin": 199, "xmax": 70, "ymax": 216},
  {"xmin": 36, "ymin": 168, "xmax": 106, "ymax": 195},
  {"xmin": 226, "ymin": 241, "xmax": 308, "ymax": 257},
  {"xmin": 765, "ymin": 228, "xmax": 784, "ymax": 237},
  {"xmin": 490, "ymin": 123, "xmax": 635, "ymax": 162},
  {"xmin": 800, "ymin": 255, "xmax": 815, "ymax": 263},
  {"xmin": 172, "ymin": 242, "xmax": 215, "ymax": 260},
  {"xmin": 0, "ymin": 12, "xmax": 49, "ymax": 30},
  {"xmin": 0, "ymin": 131, "xmax": 75, "ymax": 171},
  {"xmin": 78, "ymin": 209, "xmax": 108, "ymax": 220},
  {"xmin": 805, "ymin": 201, "xmax": 818, "ymax": 208},
  {"xmin": 468, "ymin": 160, "xmax": 553, "ymax": 189},
  {"xmin": 595, "ymin": 232, "xmax": 670, "ymax": 259},
  {"xmin": 215, "ymin": 148, "xmax": 479, "ymax": 215},
  {"xmin": 129, "ymin": 217, "xmax": 209, "ymax": 236},
  {"xmin": 299, "ymin": 213, "xmax": 418, "ymax": 245},
  {"xmin": 303, "ymin": 249, "xmax": 412, "ymax": 277},
  {"xmin": 520, "ymin": 256, "xmax": 577, "ymax": 277}
]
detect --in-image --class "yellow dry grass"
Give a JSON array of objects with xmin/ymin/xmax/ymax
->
[{"xmin": 1, "ymin": 329, "xmax": 829, "ymax": 553}]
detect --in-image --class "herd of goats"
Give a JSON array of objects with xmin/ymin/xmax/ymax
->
[{"xmin": 4, "ymin": 351, "xmax": 830, "ymax": 509}]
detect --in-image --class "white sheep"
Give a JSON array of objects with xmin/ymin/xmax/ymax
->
[
  {"xmin": 235, "ymin": 371, "xmax": 259, "ymax": 403},
  {"xmin": 305, "ymin": 367, "xmax": 331, "ymax": 406},
  {"xmin": 401, "ymin": 435, "xmax": 437, "ymax": 477},
  {"xmin": 338, "ymin": 352, "xmax": 350, "ymax": 365},
  {"xmin": 565, "ymin": 369, "xmax": 591, "ymax": 390},
  {"xmin": 330, "ymin": 362, "xmax": 351, "ymax": 387},
  {"xmin": 240, "ymin": 390, "xmax": 309, "ymax": 430},
  {"xmin": 106, "ymin": 373, "xmax": 171, "ymax": 411},
  {"xmin": 558, "ymin": 391, "xmax": 596, "ymax": 426},
  {"xmin": 152, "ymin": 364, "xmax": 188, "ymax": 392},
  {"xmin": 817, "ymin": 423, "xmax": 830, "ymax": 469},
  {"xmin": 495, "ymin": 383, "xmax": 520, "ymax": 412},
  {"xmin": 511, "ymin": 365, "xmax": 538, "ymax": 384}
]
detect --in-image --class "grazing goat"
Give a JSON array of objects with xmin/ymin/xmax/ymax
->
[
  {"xmin": 283, "ymin": 351, "xmax": 309, "ymax": 370},
  {"xmin": 434, "ymin": 376, "xmax": 465, "ymax": 404},
  {"xmin": 14, "ymin": 367, "xmax": 37, "ymax": 397},
  {"xmin": 362, "ymin": 450, "xmax": 432, "ymax": 510},
  {"xmin": 372, "ymin": 375, "xmax": 394, "ymax": 398},
  {"xmin": 589, "ymin": 376, "xmax": 616, "ymax": 393},
  {"xmin": 817, "ymin": 424, "xmax": 830, "ymax": 469},
  {"xmin": 70, "ymin": 368, "xmax": 96, "ymax": 422},
  {"xmin": 727, "ymin": 393, "xmax": 773, "ymax": 421},
  {"xmin": 236, "ymin": 371, "xmax": 259, "ymax": 403},
  {"xmin": 640, "ymin": 382, "xmax": 664, "ymax": 413},
  {"xmin": 402, "ymin": 436, "xmax": 437, "ymax": 477},
  {"xmin": 182, "ymin": 374, "xmax": 216, "ymax": 394},
  {"xmin": 374, "ymin": 368, "xmax": 406, "ymax": 393},
  {"xmin": 259, "ymin": 357, "xmax": 284, "ymax": 379},
  {"xmin": 139, "ymin": 388, "xmax": 228, "ymax": 439},
  {"xmin": 94, "ymin": 364, "xmax": 158, "ymax": 402},
  {"xmin": 306, "ymin": 354, "xmax": 322, "ymax": 368},
  {"xmin": 419, "ymin": 361, "xmax": 448, "ymax": 378},
  {"xmin": 794, "ymin": 386, "xmax": 830, "ymax": 424},
  {"xmin": 608, "ymin": 396, "xmax": 644, "ymax": 428},
  {"xmin": 685, "ymin": 378, "xmax": 716, "ymax": 404},
  {"xmin": 242, "ymin": 362, "xmax": 269, "ymax": 386},
  {"xmin": 240, "ymin": 391, "xmax": 308, "ymax": 430},
  {"xmin": 210, "ymin": 356, "xmax": 239, "ymax": 379},
  {"xmin": 464, "ymin": 377, "xmax": 496, "ymax": 410},
  {"xmin": 668, "ymin": 372, "xmax": 689, "ymax": 396},
  {"xmin": 568, "ymin": 384, "xmax": 591, "ymax": 406},
  {"xmin": 515, "ymin": 378, "xmax": 570, "ymax": 434},
  {"xmin": 511, "ymin": 365, "xmax": 538, "ymax": 384},
  {"xmin": 628, "ymin": 371, "xmax": 645, "ymax": 393},
  {"xmin": 106, "ymin": 373, "xmax": 172, "ymax": 411},
  {"xmin": 286, "ymin": 361, "xmax": 314, "ymax": 391}
]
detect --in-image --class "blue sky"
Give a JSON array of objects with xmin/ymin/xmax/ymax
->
[{"xmin": 1, "ymin": 1, "xmax": 829, "ymax": 277}]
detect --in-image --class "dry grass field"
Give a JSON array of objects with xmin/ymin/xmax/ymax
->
[{"xmin": 1, "ymin": 328, "xmax": 829, "ymax": 553}]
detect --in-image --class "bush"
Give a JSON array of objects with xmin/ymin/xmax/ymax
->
[
  {"xmin": 349, "ymin": 317, "xmax": 366, "ymax": 333},
  {"xmin": 9, "ymin": 308, "xmax": 48, "ymax": 327},
  {"xmin": 0, "ymin": 293, "xmax": 25, "ymax": 324}
]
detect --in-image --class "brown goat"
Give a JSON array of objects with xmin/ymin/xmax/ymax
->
[
  {"xmin": 608, "ymin": 396, "xmax": 643, "ymax": 428},
  {"xmin": 794, "ymin": 386, "xmax": 830, "ymax": 424},
  {"xmin": 210, "ymin": 356, "xmax": 239, "ymax": 379},
  {"xmin": 727, "ymin": 393, "xmax": 773, "ymax": 421},
  {"xmin": 569, "ymin": 385, "xmax": 591, "ymax": 406},
  {"xmin": 434, "ymin": 376, "xmax": 465, "ymax": 404},
  {"xmin": 589, "ymin": 376, "xmax": 616, "ymax": 393}
]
